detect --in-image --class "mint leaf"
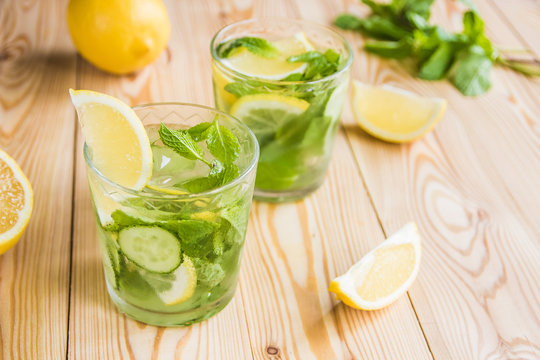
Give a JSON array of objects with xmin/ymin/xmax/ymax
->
[
  {"xmin": 217, "ymin": 37, "xmax": 279, "ymax": 59},
  {"xmin": 158, "ymin": 123, "xmax": 210, "ymax": 166},
  {"xmin": 334, "ymin": 14, "xmax": 364, "ymax": 30},
  {"xmin": 462, "ymin": 10, "xmax": 494, "ymax": 59},
  {"xmin": 418, "ymin": 41, "xmax": 454, "ymax": 80},
  {"xmin": 287, "ymin": 50, "xmax": 341, "ymax": 80},
  {"xmin": 398, "ymin": 0, "xmax": 435, "ymax": 21},
  {"xmin": 187, "ymin": 122, "xmax": 212, "ymax": 141},
  {"xmin": 109, "ymin": 209, "xmax": 183, "ymax": 234},
  {"xmin": 450, "ymin": 45, "xmax": 492, "ymax": 96},
  {"xmin": 209, "ymin": 161, "xmax": 240, "ymax": 186},
  {"xmin": 361, "ymin": 0, "xmax": 395, "ymax": 19},
  {"xmin": 365, "ymin": 38, "xmax": 413, "ymax": 59},
  {"xmin": 177, "ymin": 220, "xmax": 218, "ymax": 258},
  {"xmin": 179, "ymin": 177, "xmax": 216, "ymax": 193},
  {"xmin": 192, "ymin": 258, "xmax": 225, "ymax": 287},
  {"xmin": 205, "ymin": 119, "xmax": 240, "ymax": 164},
  {"xmin": 358, "ymin": 15, "xmax": 411, "ymax": 40}
]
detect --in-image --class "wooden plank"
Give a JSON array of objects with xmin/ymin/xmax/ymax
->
[
  {"xmin": 241, "ymin": 129, "xmax": 432, "ymax": 359},
  {"xmin": 68, "ymin": 0, "xmax": 254, "ymax": 359},
  {"xmin": 0, "ymin": 0, "xmax": 75, "ymax": 358},
  {"xmin": 340, "ymin": 0, "xmax": 540, "ymax": 358},
  {"xmin": 489, "ymin": 0, "xmax": 540, "ymax": 57},
  {"xmin": 223, "ymin": 1, "xmax": 432, "ymax": 358}
]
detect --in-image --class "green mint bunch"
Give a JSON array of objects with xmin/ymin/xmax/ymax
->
[
  {"xmin": 335, "ymin": 0, "xmax": 540, "ymax": 96},
  {"xmin": 158, "ymin": 118, "xmax": 241, "ymax": 193}
]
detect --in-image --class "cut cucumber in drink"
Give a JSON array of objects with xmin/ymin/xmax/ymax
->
[{"xmin": 119, "ymin": 226, "xmax": 182, "ymax": 273}]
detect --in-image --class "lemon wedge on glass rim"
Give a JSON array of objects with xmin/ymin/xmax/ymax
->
[
  {"xmin": 221, "ymin": 32, "xmax": 315, "ymax": 80},
  {"xmin": 329, "ymin": 222, "xmax": 421, "ymax": 310},
  {"xmin": 351, "ymin": 81, "xmax": 447, "ymax": 143},
  {"xmin": 0, "ymin": 148, "xmax": 33, "ymax": 254},
  {"xmin": 69, "ymin": 89, "xmax": 153, "ymax": 190}
]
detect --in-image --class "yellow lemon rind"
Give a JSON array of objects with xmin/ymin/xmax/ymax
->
[
  {"xmin": 351, "ymin": 81, "xmax": 447, "ymax": 143},
  {"xmin": 329, "ymin": 222, "xmax": 421, "ymax": 310},
  {"xmin": 69, "ymin": 89, "xmax": 153, "ymax": 191},
  {"xmin": 158, "ymin": 255, "xmax": 197, "ymax": 306},
  {"xmin": 0, "ymin": 149, "xmax": 34, "ymax": 254}
]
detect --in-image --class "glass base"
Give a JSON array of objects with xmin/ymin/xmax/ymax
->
[
  {"xmin": 106, "ymin": 282, "xmax": 236, "ymax": 327},
  {"xmin": 253, "ymin": 183, "xmax": 322, "ymax": 203}
]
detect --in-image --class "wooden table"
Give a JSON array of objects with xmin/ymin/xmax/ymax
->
[{"xmin": 2, "ymin": 0, "xmax": 540, "ymax": 358}]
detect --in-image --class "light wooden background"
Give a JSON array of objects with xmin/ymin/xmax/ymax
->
[{"xmin": 1, "ymin": 0, "xmax": 539, "ymax": 359}]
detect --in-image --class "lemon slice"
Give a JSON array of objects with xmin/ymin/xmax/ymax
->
[
  {"xmin": 329, "ymin": 222, "xmax": 421, "ymax": 310},
  {"xmin": 69, "ymin": 89, "xmax": 152, "ymax": 190},
  {"xmin": 157, "ymin": 255, "xmax": 197, "ymax": 305},
  {"xmin": 351, "ymin": 81, "xmax": 447, "ymax": 143},
  {"xmin": 221, "ymin": 32, "xmax": 315, "ymax": 80},
  {"xmin": 230, "ymin": 94, "xmax": 309, "ymax": 145},
  {"xmin": 0, "ymin": 149, "xmax": 33, "ymax": 254}
]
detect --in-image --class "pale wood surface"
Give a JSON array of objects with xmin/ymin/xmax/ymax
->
[{"xmin": 1, "ymin": 0, "xmax": 539, "ymax": 359}]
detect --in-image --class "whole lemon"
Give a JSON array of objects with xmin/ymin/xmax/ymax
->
[{"xmin": 67, "ymin": 0, "xmax": 171, "ymax": 74}]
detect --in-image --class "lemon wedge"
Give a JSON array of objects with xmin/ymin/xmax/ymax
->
[
  {"xmin": 0, "ymin": 149, "xmax": 33, "ymax": 254},
  {"xmin": 157, "ymin": 255, "xmax": 197, "ymax": 306},
  {"xmin": 221, "ymin": 32, "xmax": 315, "ymax": 80},
  {"xmin": 69, "ymin": 89, "xmax": 152, "ymax": 190},
  {"xmin": 351, "ymin": 81, "xmax": 447, "ymax": 143},
  {"xmin": 230, "ymin": 94, "xmax": 309, "ymax": 145},
  {"xmin": 329, "ymin": 222, "xmax": 421, "ymax": 310}
]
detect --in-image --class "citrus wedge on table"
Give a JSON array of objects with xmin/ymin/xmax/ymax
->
[
  {"xmin": 230, "ymin": 94, "xmax": 309, "ymax": 144},
  {"xmin": 329, "ymin": 222, "xmax": 421, "ymax": 310},
  {"xmin": 221, "ymin": 32, "xmax": 315, "ymax": 80},
  {"xmin": 351, "ymin": 81, "xmax": 447, "ymax": 143},
  {"xmin": 69, "ymin": 89, "xmax": 152, "ymax": 190},
  {"xmin": 0, "ymin": 149, "xmax": 33, "ymax": 254}
]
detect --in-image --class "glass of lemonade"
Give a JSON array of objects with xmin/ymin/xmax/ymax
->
[
  {"xmin": 211, "ymin": 18, "xmax": 352, "ymax": 202},
  {"xmin": 84, "ymin": 103, "xmax": 259, "ymax": 326}
]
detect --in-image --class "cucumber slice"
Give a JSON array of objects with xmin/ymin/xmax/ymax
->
[{"xmin": 119, "ymin": 226, "xmax": 181, "ymax": 273}]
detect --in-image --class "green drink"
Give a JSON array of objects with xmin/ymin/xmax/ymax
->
[
  {"xmin": 83, "ymin": 103, "xmax": 258, "ymax": 326},
  {"xmin": 211, "ymin": 18, "xmax": 352, "ymax": 202}
]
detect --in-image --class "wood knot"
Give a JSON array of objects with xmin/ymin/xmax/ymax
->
[{"xmin": 266, "ymin": 345, "xmax": 280, "ymax": 356}]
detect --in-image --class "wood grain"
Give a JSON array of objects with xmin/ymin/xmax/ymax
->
[
  {"xmin": 240, "ymin": 129, "xmax": 432, "ymax": 359},
  {"xmin": 0, "ymin": 0, "xmax": 75, "ymax": 359},
  {"xmin": 2, "ymin": 0, "xmax": 540, "ymax": 358},
  {"xmin": 489, "ymin": 0, "xmax": 540, "ymax": 58},
  {"xmin": 341, "ymin": 0, "xmax": 540, "ymax": 359}
]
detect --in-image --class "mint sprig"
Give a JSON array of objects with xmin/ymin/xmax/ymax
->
[
  {"xmin": 158, "ymin": 123, "xmax": 212, "ymax": 166},
  {"xmin": 287, "ymin": 49, "xmax": 342, "ymax": 81},
  {"xmin": 335, "ymin": 0, "xmax": 540, "ymax": 96},
  {"xmin": 216, "ymin": 37, "xmax": 279, "ymax": 59},
  {"xmin": 158, "ymin": 119, "xmax": 241, "ymax": 193}
]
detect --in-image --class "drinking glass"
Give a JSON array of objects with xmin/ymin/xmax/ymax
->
[
  {"xmin": 84, "ymin": 103, "xmax": 259, "ymax": 326},
  {"xmin": 211, "ymin": 18, "xmax": 352, "ymax": 202}
]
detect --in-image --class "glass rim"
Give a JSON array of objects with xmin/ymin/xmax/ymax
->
[
  {"xmin": 210, "ymin": 17, "xmax": 353, "ymax": 86},
  {"xmin": 83, "ymin": 102, "xmax": 260, "ymax": 200}
]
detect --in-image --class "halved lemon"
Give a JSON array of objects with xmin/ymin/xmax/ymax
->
[
  {"xmin": 351, "ymin": 81, "xmax": 447, "ymax": 143},
  {"xmin": 0, "ymin": 148, "xmax": 33, "ymax": 254},
  {"xmin": 221, "ymin": 32, "xmax": 315, "ymax": 80},
  {"xmin": 329, "ymin": 222, "xmax": 421, "ymax": 310},
  {"xmin": 69, "ymin": 89, "xmax": 152, "ymax": 190},
  {"xmin": 157, "ymin": 255, "xmax": 197, "ymax": 305},
  {"xmin": 230, "ymin": 93, "xmax": 309, "ymax": 145}
]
